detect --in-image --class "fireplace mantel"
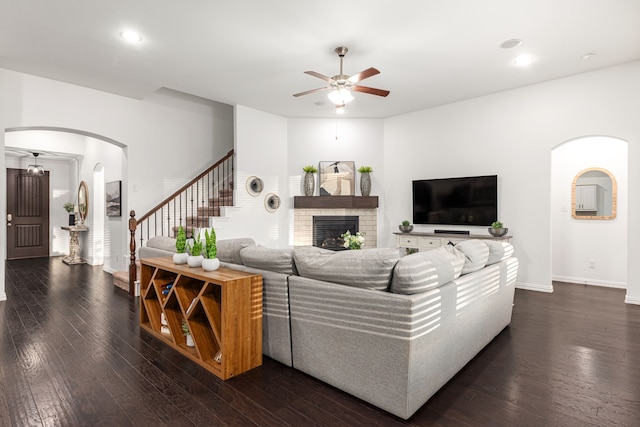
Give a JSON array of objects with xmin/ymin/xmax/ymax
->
[{"xmin": 294, "ymin": 196, "xmax": 378, "ymax": 209}]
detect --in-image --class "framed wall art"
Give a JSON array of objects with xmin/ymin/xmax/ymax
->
[
  {"xmin": 106, "ymin": 180, "xmax": 122, "ymax": 217},
  {"xmin": 319, "ymin": 161, "xmax": 355, "ymax": 196}
]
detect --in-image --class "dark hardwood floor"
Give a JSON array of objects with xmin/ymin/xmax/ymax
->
[{"xmin": 2, "ymin": 258, "xmax": 640, "ymax": 426}]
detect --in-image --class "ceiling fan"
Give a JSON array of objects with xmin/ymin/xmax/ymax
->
[{"xmin": 293, "ymin": 46, "xmax": 390, "ymax": 106}]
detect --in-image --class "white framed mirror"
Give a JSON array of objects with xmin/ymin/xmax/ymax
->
[
  {"xmin": 78, "ymin": 180, "xmax": 89, "ymax": 224},
  {"xmin": 571, "ymin": 167, "xmax": 616, "ymax": 220}
]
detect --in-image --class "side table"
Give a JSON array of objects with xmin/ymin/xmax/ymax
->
[{"xmin": 61, "ymin": 225, "xmax": 89, "ymax": 264}]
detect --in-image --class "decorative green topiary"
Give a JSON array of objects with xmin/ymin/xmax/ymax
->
[
  {"xmin": 358, "ymin": 166, "xmax": 373, "ymax": 173},
  {"xmin": 402, "ymin": 220, "xmax": 411, "ymax": 227},
  {"xmin": 205, "ymin": 228, "xmax": 217, "ymax": 259},
  {"xmin": 63, "ymin": 202, "xmax": 75, "ymax": 213},
  {"xmin": 491, "ymin": 221, "xmax": 504, "ymax": 229},
  {"xmin": 187, "ymin": 237, "xmax": 203, "ymax": 256},
  {"xmin": 176, "ymin": 225, "xmax": 187, "ymax": 253}
]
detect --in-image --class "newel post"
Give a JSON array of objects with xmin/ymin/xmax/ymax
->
[{"xmin": 129, "ymin": 210, "xmax": 138, "ymax": 296}]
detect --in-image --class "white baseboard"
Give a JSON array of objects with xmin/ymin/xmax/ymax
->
[
  {"xmin": 552, "ymin": 275, "xmax": 626, "ymax": 289},
  {"xmin": 625, "ymin": 295, "xmax": 640, "ymax": 305},
  {"xmin": 516, "ymin": 282, "xmax": 554, "ymax": 293},
  {"xmin": 103, "ymin": 266, "xmax": 117, "ymax": 274}
]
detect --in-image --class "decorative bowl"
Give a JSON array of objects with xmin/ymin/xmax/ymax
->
[
  {"xmin": 488, "ymin": 227, "xmax": 508, "ymax": 237},
  {"xmin": 399, "ymin": 225, "xmax": 414, "ymax": 233}
]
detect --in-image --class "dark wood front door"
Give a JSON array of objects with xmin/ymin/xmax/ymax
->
[{"xmin": 6, "ymin": 168, "xmax": 50, "ymax": 259}]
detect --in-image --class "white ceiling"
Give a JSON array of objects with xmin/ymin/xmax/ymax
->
[{"xmin": 1, "ymin": 0, "xmax": 639, "ymax": 119}]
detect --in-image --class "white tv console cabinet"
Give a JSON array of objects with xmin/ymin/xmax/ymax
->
[{"xmin": 394, "ymin": 232, "xmax": 512, "ymax": 255}]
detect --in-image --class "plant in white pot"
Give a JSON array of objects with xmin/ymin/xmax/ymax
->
[
  {"xmin": 302, "ymin": 165, "xmax": 317, "ymax": 197},
  {"xmin": 186, "ymin": 236, "xmax": 204, "ymax": 267},
  {"xmin": 201, "ymin": 228, "xmax": 219, "ymax": 271},
  {"xmin": 173, "ymin": 225, "xmax": 188, "ymax": 264}
]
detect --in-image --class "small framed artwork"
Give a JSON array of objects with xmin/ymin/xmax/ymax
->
[
  {"xmin": 319, "ymin": 161, "xmax": 355, "ymax": 196},
  {"xmin": 106, "ymin": 180, "xmax": 122, "ymax": 217}
]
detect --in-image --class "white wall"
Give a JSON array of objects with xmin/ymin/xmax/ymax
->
[
  {"xmin": 384, "ymin": 61, "xmax": 640, "ymax": 300},
  {"xmin": 210, "ymin": 105, "xmax": 288, "ymax": 247},
  {"xmin": 2, "ymin": 69, "xmax": 234, "ymax": 283},
  {"xmin": 551, "ymin": 136, "xmax": 627, "ymax": 287}
]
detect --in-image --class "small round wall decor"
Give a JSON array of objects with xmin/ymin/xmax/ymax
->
[
  {"xmin": 264, "ymin": 193, "xmax": 281, "ymax": 212},
  {"xmin": 246, "ymin": 176, "xmax": 264, "ymax": 196}
]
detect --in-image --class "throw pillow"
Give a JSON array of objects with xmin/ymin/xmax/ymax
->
[
  {"xmin": 390, "ymin": 246, "xmax": 465, "ymax": 294},
  {"xmin": 216, "ymin": 238, "xmax": 256, "ymax": 264},
  {"xmin": 484, "ymin": 240, "xmax": 515, "ymax": 265},
  {"xmin": 240, "ymin": 245, "xmax": 298, "ymax": 275},
  {"xmin": 454, "ymin": 239, "xmax": 490, "ymax": 274},
  {"xmin": 147, "ymin": 236, "xmax": 178, "ymax": 252},
  {"xmin": 294, "ymin": 247, "xmax": 399, "ymax": 291}
]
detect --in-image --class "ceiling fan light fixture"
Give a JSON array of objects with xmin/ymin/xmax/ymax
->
[{"xmin": 328, "ymin": 88, "xmax": 353, "ymax": 105}]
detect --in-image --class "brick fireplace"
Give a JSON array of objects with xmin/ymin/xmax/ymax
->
[{"xmin": 293, "ymin": 196, "xmax": 378, "ymax": 249}]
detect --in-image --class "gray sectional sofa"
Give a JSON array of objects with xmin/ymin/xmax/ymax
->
[{"xmin": 138, "ymin": 235, "xmax": 518, "ymax": 419}]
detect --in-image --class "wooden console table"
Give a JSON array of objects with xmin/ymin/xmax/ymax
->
[
  {"xmin": 61, "ymin": 225, "xmax": 89, "ymax": 264},
  {"xmin": 139, "ymin": 257, "xmax": 262, "ymax": 380}
]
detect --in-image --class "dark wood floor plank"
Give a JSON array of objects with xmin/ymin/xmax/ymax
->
[{"xmin": 3, "ymin": 259, "xmax": 640, "ymax": 426}]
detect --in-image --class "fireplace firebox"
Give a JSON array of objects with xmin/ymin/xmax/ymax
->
[{"xmin": 313, "ymin": 216, "xmax": 359, "ymax": 251}]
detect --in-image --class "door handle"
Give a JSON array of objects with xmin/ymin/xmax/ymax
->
[{"xmin": 6, "ymin": 213, "xmax": 12, "ymax": 226}]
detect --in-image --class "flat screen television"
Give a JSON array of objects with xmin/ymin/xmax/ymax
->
[{"xmin": 412, "ymin": 175, "xmax": 497, "ymax": 226}]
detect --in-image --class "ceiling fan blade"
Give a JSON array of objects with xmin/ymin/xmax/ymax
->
[
  {"xmin": 304, "ymin": 71, "xmax": 334, "ymax": 83},
  {"xmin": 348, "ymin": 67, "xmax": 380, "ymax": 83},
  {"xmin": 351, "ymin": 85, "xmax": 390, "ymax": 97},
  {"xmin": 293, "ymin": 86, "xmax": 331, "ymax": 97}
]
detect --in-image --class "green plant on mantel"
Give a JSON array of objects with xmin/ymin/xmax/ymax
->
[
  {"xmin": 63, "ymin": 202, "xmax": 75, "ymax": 213},
  {"xmin": 358, "ymin": 166, "xmax": 373, "ymax": 173},
  {"xmin": 491, "ymin": 221, "xmax": 504, "ymax": 229},
  {"xmin": 302, "ymin": 165, "xmax": 318, "ymax": 173}
]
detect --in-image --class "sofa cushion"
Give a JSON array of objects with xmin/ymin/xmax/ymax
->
[
  {"xmin": 240, "ymin": 245, "xmax": 297, "ymax": 275},
  {"xmin": 294, "ymin": 247, "xmax": 399, "ymax": 291},
  {"xmin": 390, "ymin": 246, "xmax": 465, "ymax": 294},
  {"xmin": 147, "ymin": 236, "xmax": 177, "ymax": 253},
  {"xmin": 454, "ymin": 239, "xmax": 490, "ymax": 274},
  {"xmin": 216, "ymin": 238, "xmax": 256, "ymax": 264},
  {"xmin": 484, "ymin": 240, "xmax": 515, "ymax": 265}
]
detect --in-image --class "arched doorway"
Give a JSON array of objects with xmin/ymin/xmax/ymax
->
[{"xmin": 551, "ymin": 136, "xmax": 628, "ymax": 289}]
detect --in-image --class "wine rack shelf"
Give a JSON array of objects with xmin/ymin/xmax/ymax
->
[{"xmin": 140, "ymin": 257, "xmax": 262, "ymax": 380}]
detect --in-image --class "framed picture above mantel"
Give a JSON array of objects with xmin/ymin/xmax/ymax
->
[{"xmin": 319, "ymin": 161, "xmax": 355, "ymax": 196}]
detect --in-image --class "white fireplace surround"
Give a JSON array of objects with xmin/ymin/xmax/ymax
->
[{"xmin": 294, "ymin": 208, "xmax": 377, "ymax": 249}]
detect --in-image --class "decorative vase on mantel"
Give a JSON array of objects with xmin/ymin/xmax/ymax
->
[
  {"xmin": 304, "ymin": 172, "xmax": 315, "ymax": 197},
  {"xmin": 360, "ymin": 172, "xmax": 372, "ymax": 197}
]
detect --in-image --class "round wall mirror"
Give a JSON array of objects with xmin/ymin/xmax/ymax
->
[
  {"xmin": 78, "ymin": 181, "xmax": 89, "ymax": 224},
  {"xmin": 571, "ymin": 167, "xmax": 616, "ymax": 220}
]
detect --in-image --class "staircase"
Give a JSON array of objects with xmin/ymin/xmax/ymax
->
[{"xmin": 113, "ymin": 150, "xmax": 235, "ymax": 294}]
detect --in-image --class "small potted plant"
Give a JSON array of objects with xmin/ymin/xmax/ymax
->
[
  {"xmin": 182, "ymin": 319, "xmax": 194, "ymax": 347},
  {"xmin": 489, "ymin": 221, "xmax": 508, "ymax": 237},
  {"xmin": 201, "ymin": 228, "xmax": 219, "ymax": 271},
  {"xmin": 186, "ymin": 235, "xmax": 204, "ymax": 267},
  {"xmin": 358, "ymin": 166, "xmax": 373, "ymax": 196},
  {"xmin": 173, "ymin": 225, "xmax": 188, "ymax": 264},
  {"xmin": 399, "ymin": 220, "xmax": 413, "ymax": 233},
  {"xmin": 64, "ymin": 202, "xmax": 75, "ymax": 226},
  {"xmin": 302, "ymin": 165, "xmax": 318, "ymax": 196}
]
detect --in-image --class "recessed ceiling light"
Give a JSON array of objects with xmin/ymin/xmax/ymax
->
[
  {"xmin": 120, "ymin": 30, "xmax": 143, "ymax": 43},
  {"xmin": 514, "ymin": 54, "xmax": 534, "ymax": 66},
  {"xmin": 500, "ymin": 39, "xmax": 522, "ymax": 49}
]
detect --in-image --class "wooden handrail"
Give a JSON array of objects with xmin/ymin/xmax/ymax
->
[
  {"xmin": 128, "ymin": 149, "xmax": 235, "ymax": 295},
  {"xmin": 136, "ymin": 149, "xmax": 234, "ymax": 224}
]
